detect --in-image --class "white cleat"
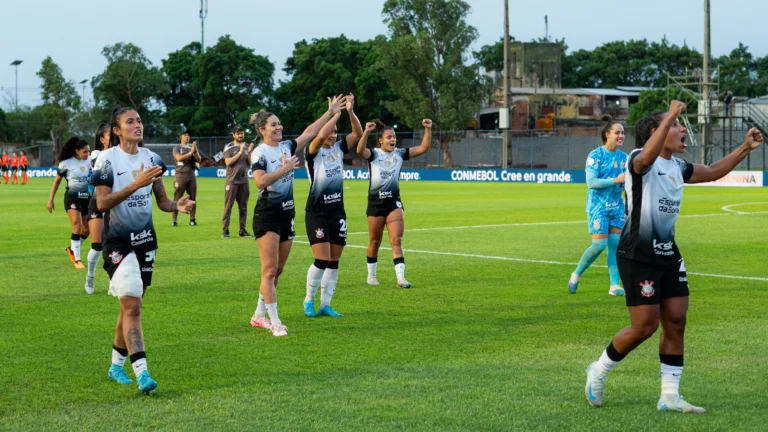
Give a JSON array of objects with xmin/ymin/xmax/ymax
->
[
  {"xmin": 85, "ymin": 276, "xmax": 95, "ymax": 294},
  {"xmin": 609, "ymin": 285, "xmax": 625, "ymax": 296},
  {"xmin": 397, "ymin": 279, "xmax": 412, "ymax": 289},
  {"xmin": 108, "ymin": 282, "xmax": 117, "ymax": 297},
  {"xmin": 585, "ymin": 362, "xmax": 607, "ymax": 407},
  {"xmin": 657, "ymin": 395, "xmax": 707, "ymax": 414},
  {"xmin": 367, "ymin": 276, "xmax": 380, "ymax": 286},
  {"xmin": 270, "ymin": 323, "xmax": 288, "ymax": 337}
]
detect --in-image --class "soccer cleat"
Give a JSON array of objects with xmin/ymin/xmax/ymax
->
[
  {"xmin": 65, "ymin": 246, "xmax": 76, "ymax": 264},
  {"xmin": 397, "ymin": 279, "xmax": 412, "ymax": 289},
  {"xmin": 172, "ymin": 221, "xmax": 178, "ymax": 227},
  {"xmin": 222, "ymin": 229, "xmax": 230, "ymax": 238},
  {"xmin": 318, "ymin": 304, "xmax": 343, "ymax": 317},
  {"xmin": 85, "ymin": 276, "xmax": 95, "ymax": 294},
  {"xmin": 137, "ymin": 370, "xmax": 158, "ymax": 394},
  {"xmin": 367, "ymin": 276, "xmax": 380, "ymax": 286},
  {"xmin": 74, "ymin": 260, "xmax": 85, "ymax": 269},
  {"xmin": 238, "ymin": 230, "xmax": 252, "ymax": 238},
  {"xmin": 303, "ymin": 300, "xmax": 316, "ymax": 318},
  {"xmin": 250, "ymin": 316, "xmax": 272, "ymax": 329},
  {"xmin": 189, "ymin": 220, "xmax": 197, "ymax": 226},
  {"xmin": 108, "ymin": 282, "xmax": 117, "ymax": 297},
  {"xmin": 657, "ymin": 395, "xmax": 707, "ymax": 414},
  {"xmin": 270, "ymin": 323, "xmax": 288, "ymax": 337},
  {"xmin": 585, "ymin": 362, "xmax": 607, "ymax": 407},
  {"xmin": 568, "ymin": 281, "xmax": 579, "ymax": 294},
  {"xmin": 107, "ymin": 364, "xmax": 133, "ymax": 385},
  {"xmin": 609, "ymin": 286, "xmax": 625, "ymax": 296}
]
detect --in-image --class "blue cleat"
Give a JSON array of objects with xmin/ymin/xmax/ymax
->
[
  {"xmin": 568, "ymin": 280, "xmax": 579, "ymax": 294},
  {"xmin": 108, "ymin": 364, "xmax": 134, "ymax": 385},
  {"xmin": 137, "ymin": 371, "xmax": 158, "ymax": 395},
  {"xmin": 304, "ymin": 300, "xmax": 316, "ymax": 318},
  {"xmin": 608, "ymin": 286, "xmax": 625, "ymax": 296},
  {"xmin": 318, "ymin": 304, "xmax": 343, "ymax": 317}
]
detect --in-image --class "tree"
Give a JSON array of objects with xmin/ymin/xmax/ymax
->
[
  {"xmin": 628, "ymin": 87, "xmax": 698, "ymax": 127},
  {"xmin": 37, "ymin": 57, "xmax": 81, "ymax": 163},
  {"xmin": 275, "ymin": 36, "xmax": 398, "ymax": 134},
  {"xmin": 161, "ymin": 42, "xmax": 202, "ymax": 131},
  {"xmin": 714, "ymin": 43, "xmax": 758, "ymax": 97},
  {"xmin": 378, "ymin": 0, "xmax": 485, "ymax": 167}
]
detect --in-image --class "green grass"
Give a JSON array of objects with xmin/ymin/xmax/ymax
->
[{"xmin": 1, "ymin": 178, "xmax": 767, "ymax": 431}]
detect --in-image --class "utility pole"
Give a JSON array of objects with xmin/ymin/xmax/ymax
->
[
  {"xmin": 501, "ymin": 0, "xmax": 511, "ymax": 169},
  {"xmin": 702, "ymin": 0, "xmax": 712, "ymax": 164},
  {"xmin": 199, "ymin": 0, "xmax": 208, "ymax": 105},
  {"xmin": 79, "ymin": 79, "xmax": 87, "ymax": 104},
  {"xmin": 10, "ymin": 60, "xmax": 22, "ymax": 111}
]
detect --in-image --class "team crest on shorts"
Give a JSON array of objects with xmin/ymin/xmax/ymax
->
[
  {"xmin": 109, "ymin": 251, "xmax": 123, "ymax": 264},
  {"xmin": 70, "ymin": 203, "xmax": 77, "ymax": 209},
  {"xmin": 91, "ymin": 213, "xmax": 99, "ymax": 218},
  {"xmin": 315, "ymin": 228, "xmax": 325, "ymax": 239},
  {"xmin": 640, "ymin": 280, "xmax": 655, "ymax": 297}
]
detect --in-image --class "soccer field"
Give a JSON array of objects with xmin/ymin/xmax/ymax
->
[{"xmin": 1, "ymin": 178, "xmax": 767, "ymax": 431}]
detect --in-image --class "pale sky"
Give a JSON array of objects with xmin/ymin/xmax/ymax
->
[{"xmin": 1, "ymin": 0, "xmax": 766, "ymax": 109}]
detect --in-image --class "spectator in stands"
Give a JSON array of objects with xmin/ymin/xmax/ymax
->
[{"xmin": 723, "ymin": 90, "xmax": 733, "ymax": 117}]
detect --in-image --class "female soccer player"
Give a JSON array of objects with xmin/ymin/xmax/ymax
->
[
  {"xmin": 85, "ymin": 124, "xmax": 111, "ymax": 294},
  {"xmin": 10, "ymin": 152, "xmax": 19, "ymax": 184},
  {"xmin": 303, "ymin": 94, "xmax": 362, "ymax": 318},
  {"xmin": 19, "ymin": 151, "xmax": 28, "ymax": 185},
  {"xmin": 248, "ymin": 95, "xmax": 347, "ymax": 337},
  {"xmin": 92, "ymin": 107, "xmax": 194, "ymax": 394},
  {"xmin": 584, "ymin": 100, "xmax": 763, "ymax": 413},
  {"xmin": 1, "ymin": 151, "xmax": 9, "ymax": 184},
  {"xmin": 356, "ymin": 118, "xmax": 432, "ymax": 288},
  {"xmin": 568, "ymin": 115, "xmax": 627, "ymax": 296},
  {"xmin": 47, "ymin": 137, "xmax": 92, "ymax": 269}
]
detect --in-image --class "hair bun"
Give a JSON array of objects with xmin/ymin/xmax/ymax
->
[{"xmin": 601, "ymin": 114, "xmax": 613, "ymax": 122}]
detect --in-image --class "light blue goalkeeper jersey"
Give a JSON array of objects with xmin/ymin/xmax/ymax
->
[{"xmin": 585, "ymin": 146, "xmax": 627, "ymax": 216}]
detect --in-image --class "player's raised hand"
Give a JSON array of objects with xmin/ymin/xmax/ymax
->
[
  {"xmin": 365, "ymin": 122, "xmax": 377, "ymax": 133},
  {"xmin": 422, "ymin": 119, "xmax": 433, "ymax": 129},
  {"xmin": 134, "ymin": 163, "xmax": 163, "ymax": 187},
  {"xmin": 328, "ymin": 94, "xmax": 346, "ymax": 115},
  {"xmin": 745, "ymin": 127, "xmax": 764, "ymax": 149},
  {"xmin": 345, "ymin": 94, "xmax": 355, "ymax": 112},
  {"xmin": 191, "ymin": 141, "xmax": 197, "ymax": 151},
  {"xmin": 668, "ymin": 100, "xmax": 686, "ymax": 119},
  {"xmin": 176, "ymin": 196, "xmax": 196, "ymax": 214}
]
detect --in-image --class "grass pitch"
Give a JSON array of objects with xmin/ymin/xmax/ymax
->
[{"xmin": 1, "ymin": 178, "xmax": 767, "ymax": 431}]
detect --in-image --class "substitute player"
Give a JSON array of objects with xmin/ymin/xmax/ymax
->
[
  {"xmin": 356, "ymin": 118, "xmax": 432, "ymax": 288},
  {"xmin": 248, "ymin": 95, "xmax": 347, "ymax": 337},
  {"xmin": 584, "ymin": 100, "xmax": 763, "ymax": 413},
  {"xmin": 85, "ymin": 124, "xmax": 111, "ymax": 294},
  {"xmin": 47, "ymin": 137, "xmax": 91, "ymax": 269},
  {"xmin": 221, "ymin": 125, "xmax": 253, "ymax": 238},
  {"xmin": 92, "ymin": 107, "xmax": 194, "ymax": 394},
  {"xmin": 303, "ymin": 94, "xmax": 362, "ymax": 318},
  {"xmin": 172, "ymin": 127, "xmax": 199, "ymax": 227},
  {"xmin": 568, "ymin": 115, "xmax": 627, "ymax": 296}
]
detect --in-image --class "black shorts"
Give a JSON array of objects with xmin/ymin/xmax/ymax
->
[
  {"xmin": 86, "ymin": 195, "xmax": 103, "ymax": 220},
  {"xmin": 64, "ymin": 194, "xmax": 90, "ymax": 216},
  {"xmin": 103, "ymin": 248, "xmax": 156, "ymax": 288},
  {"xmin": 20, "ymin": 166, "xmax": 27, "ymax": 172},
  {"xmin": 618, "ymin": 257, "xmax": 689, "ymax": 306},
  {"xmin": 366, "ymin": 197, "xmax": 404, "ymax": 218},
  {"xmin": 253, "ymin": 214, "xmax": 295, "ymax": 242},
  {"xmin": 1, "ymin": 165, "xmax": 8, "ymax": 172},
  {"xmin": 305, "ymin": 211, "xmax": 347, "ymax": 246}
]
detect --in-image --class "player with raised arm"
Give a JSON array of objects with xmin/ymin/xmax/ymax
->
[
  {"xmin": 356, "ymin": 118, "xmax": 432, "ymax": 288},
  {"xmin": 172, "ymin": 127, "xmax": 200, "ymax": 227},
  {"xmin": 303, "ymin": 94, "xmax": 363, "ymax": 318},
  {"xmin": 584, "ymin": 101, "xmax": 763, "ymax": 413},
  {"xmin": 248, "ymin": 95, "xmax": 347, "ymax": 337},
  {"xmin": 85, "ymin": 124, "xmax": 111, "ymax": 294},
  {"xmin": 568, "ymin": 115, "xmax": 628, "ymax": 296},
  {"xmin": 47, "ymin": 137, "xmax": 92, "ymax": 269},
  {"xmin": 92, "ymin": 107, "xmax": 194, "ymax": 394}
]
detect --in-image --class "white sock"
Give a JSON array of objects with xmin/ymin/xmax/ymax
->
[
  {"xmin": 71, "ymin": 238, "xmax": 81, "ymax": 261},
  {"xmin": 305, "ymin": 264, "xmax": 324, "ymax": 301},
  {"xmin": 254, "ymin": 294, "xmax": 267, "ymax": 318},
  {"xmin": 111, "ymin": 347, "xmax": 127, "ymax": 366},
  {"xmin": 570, "ymin": 272, "xmax": 580, "ymax": 284},
  {"xmin": 266, "ymin": 303, "xmax": 281, "ymax": 325},
  {"xmin": 661, "ymin": 364, "xmax": 683, "ymax": 399},
  {"xmin": 320, "ymin": 268, "xmax": 339, "ymax": 308},
  {"xmin": 395, "ymin": 263, "xmax": 406, "ymax": 281},
  {"xmin": 87, "ymin": 249, "xmax": 101, "ymax": 278},
  {"xmin": 367, "ymin": 262, "xmax": 377, "ymax": 278},
  {"xmin": 597, "ymin": 349, "xmax": 621, "ymax": 374},
  {"xmin": 131, "ymin": 356, "xmax": 148, "ymax": 377}
]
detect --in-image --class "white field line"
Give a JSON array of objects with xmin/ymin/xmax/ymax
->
[{"xmin": 721, "ymin": 202, "xmax": 768, "ymax": 215}]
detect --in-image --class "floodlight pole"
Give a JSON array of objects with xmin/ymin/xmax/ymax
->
[
  {"xmin": 502, "ymin": 0, "xmax": 510, "ymax": 169},
  {"xmin": 79, "ymin": 79, "xmax": 87, "ymax": 104},
  {"xmin": 200, "ymin": 0, "xmax": 208, "ymax": 106},
  {"xmin": 10, "ymin": 60, "xmax": 23, "ymax": 111},
  {"xmin": 702, "ymin": 0, "xmax": 712, "ymax": 164}
]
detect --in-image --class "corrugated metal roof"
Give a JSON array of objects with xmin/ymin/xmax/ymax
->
[{"xmin": 505, "ymin": 87, "xmax": 640, "ymax": 97}]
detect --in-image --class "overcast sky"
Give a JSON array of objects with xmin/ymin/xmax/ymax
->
[{"xmin": 1, "ymin": 0, "xmax": 766, "ymax": 109}]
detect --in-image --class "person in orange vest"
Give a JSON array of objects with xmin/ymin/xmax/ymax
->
[
  {"xmin": 11, "ymin": 152, "xmax": 19, "ymax": 184},
  {"xmin": 1, "ymin": 151, "xmax": 9, "ymax": 184},
  {"xmin": 19, "ymin": 151, "xmax": 28, "ymax": 184}
]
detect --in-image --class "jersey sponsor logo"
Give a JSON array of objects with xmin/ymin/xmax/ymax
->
[
  {"xmin": 141, "ymin": 266, "xmax": 154, "ymax": 273},
  {"xmin": 379, "ymin": 191, "xmax": 393, "ymax": 199},
  {"xmin": 315, "ymin": 228, "xmax": 325, "ymax": 239},
  {"xmin": 587, "ymin": 157, "xmax": 596, "ymax": 166},
  {"xmin": 130, "ymin": 229, "xmax": 155, "ymax": 246},
  {"xmin": 640, "ymin": 280, "xmax": 655, "ymax": 297},
  {"xmin": 117, "ymin": 171, "xmax": 127, "ymax": 176},
  {"xmin": 78, "ymin": 192, "xmax": 90, "ymax": 199},
  {"xmin": 380, "ymin": 171, "xmax": 394, "ymax": 180},
  {"xmin": 282, "ymin": 200, "xmax": 295, "ymax": 210},
  {"xmin": 657, "ymin": 197, "xmax": 681, "ymax": 214},
  {"xmin": 323, "ymin": 192, "xmax": 342, "ymax": 204},
  {"xmin": 109, "ymin": 251, "xmax": 123, "ymax": 264},
  {"xmin": 325, "ymin": 166, "xmax": 342, "ymax": 178},
  {"xmin": 653, "ymin": 239, "xmax": 675, "ymax": 256}
]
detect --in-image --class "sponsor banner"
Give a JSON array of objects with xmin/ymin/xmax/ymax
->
[{"xmin": 687, "ymin": 171, "xmax": 764, "ymax": 187}]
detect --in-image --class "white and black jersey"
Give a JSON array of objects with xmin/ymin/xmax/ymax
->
[
  {"xmin": 58, "ymin": 157, "xmax": 92, "ymax": 201},
  {"xmin": 366, "ymin": 148, "xmax": 409, "ymax": 204},
  {"xmin": 305, "ymin": 140, "xmax": 349, "ymax": 214},
  {"xmin": 618, "ymin": 149, "xmax": 694, "ymax": 265},
  {"xmin": 91, "ymin": 147, "xmax": 167, "ymax": 253},
  {"xmin": 90, "ymin": 150, "xmax": 101, "ymax": 168},
  {"xmin": 250, "ymin": 140, "xmax": 298, "ymax": 217}
]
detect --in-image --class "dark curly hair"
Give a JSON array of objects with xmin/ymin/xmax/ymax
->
[
  {"xmin": 59, "ymin": 136, "xmax": 89, "ymax": 161},
  {"xmin": 600, "ymin": 114, "xmax": 622, "ymax": 144},
  {"xmin": 93, "ymin": 123, "xmax": 110, "ymax": 151},
  {"xmin": 634, "ymin": 111, "xmax": 667, "ymax": 149},
  {"xmin": 372, "ymin": 119, "xmax": 395, "ymax": 145}
]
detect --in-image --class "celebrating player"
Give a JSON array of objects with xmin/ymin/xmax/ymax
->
[
  {"xmin": 221, "ymin": 125, "xmax": 254, "ymax": 238},
  {"xmin": 19, "ymin": 151, "xmax": 28, "ymax": 185},
  {"xmin": 356, "ymin": 118, "xmax": 432, "ymax": 288},
  {"xmin": 10, "ymin": 152, "xmax": 19, "ymax": 184},
  {"xmin": 47, "ymin": 137, "xmax": 91, "ymax": 269},
  {"xmin": 92, "ymin": 107, "xmax": 194, "ymax": 394},
  {"xmin": 584, "ymin": 100, "xmax": 764, "ymax": 413},
  {"xmin": 172, "ymin": 127, "xmax": 200, "ymax": 227},
  {"xmin": 85, "ymin": 124, "xmax": 111, "ymax": 294},
  {"xmin": 568, "ymin": 115, "xmax": 627, "ymax": 296},
  {"xmin": 248, "ymin": 95, "xmax": 346, "ymax": 337},
  {"xmin": 303, "ymin": 94, "xmax": 362, "ymax": 318}
]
